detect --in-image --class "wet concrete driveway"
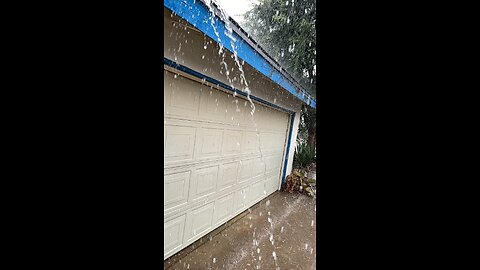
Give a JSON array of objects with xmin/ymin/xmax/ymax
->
[{"xmin": 164, "ymin": 191, "xmax": 316, "ymax": 270}]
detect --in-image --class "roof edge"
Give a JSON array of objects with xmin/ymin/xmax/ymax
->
[{"xmin": 164, "ymin": 0, "xmax": 316, "ymax": 108}]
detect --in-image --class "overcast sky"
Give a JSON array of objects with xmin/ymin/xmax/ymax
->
[{"xmin": 216, "ymin": 0, "xmax": 259, "ymax": 23}]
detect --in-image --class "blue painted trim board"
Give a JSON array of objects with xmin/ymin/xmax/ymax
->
[{"xmin": 164, "ymin": 0, "xmax": 316, "ymax": 108}]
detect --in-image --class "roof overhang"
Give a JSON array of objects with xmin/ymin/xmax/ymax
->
[{"xmin": 164, "ymin": 0, "xmax": 316, "ymax": 108}]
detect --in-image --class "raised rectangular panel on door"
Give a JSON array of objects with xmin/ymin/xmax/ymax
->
[
  {"xmin": 164, "ymin": 214, "xmax": 186, "ymax": 258},
  {"xmin": 190, "ymin": 165, "xmax": 219, "ymax": 201},
  {"xmin": 184, "ymin": 202, "xmax": 214, "ymax": 243},
  {"xmin": 164, "ymin": 126, "xmax": 196, "ymax": 164},
  {"xmin": 198, "ymin": 87, "xmax": 227, "ymax": 123},
  {"xmin": 243, "ymin": 101, "xmax": 256, "ymax": 127},
  {"xmin": 222, "ymin": 129, "xmax": 242, "ymax": 156},
  {"xmin": 239, "ymin": 158, "xmax": 256, "ymax": 183},
  {"xmin": 195, "ymin": 128, "xmax": 223, "ymax": 160},
  {"xmin": 213, "ymin": 192, "xmax": 234, "ymax": 225},
  {"xmin": 226, "ymin": 95, "xmax": 246, "ymax": 126},
  {"xmin": 218, "ymin": 161, "xmax": 239, "ymax": 191},
  {"xmin": 164, "ymin": 72, "xmax": 200, "ymax": 119},
  {"xmin": 164, "ymin": 170, "xmax": 191, "ymax": 212},
  {"xmin": 243, "ymin": 131, "xmax": 259, "ymax": 154},
  {"xmin": 253, "ymin": 157, "xmax": 266, "ymax": 178},
  {"xmin": 260, "ymin": 132, "xmax": 286, "ymax": 152},
  {"xmin": 265, "ymin": 154, "xmax": 283, "ymax": 174},
  {"xmin": 234, "ymin": 187, "xmax": 249, "ymax": 212},
  {"xmin": 265, "ymin": 174, "xmax": 278, "ymax": 195},
  {"xmin": 254, "ymin": 106, "xmax": 268, "ymax": 127},
  {"xmin": 249, "ymin": 179, "xmax": 265, "ymax": 204}
]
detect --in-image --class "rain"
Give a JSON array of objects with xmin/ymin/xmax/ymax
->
[{"xmin": 164, "ymin": 0, "xmax": 316, "ymax": 268}]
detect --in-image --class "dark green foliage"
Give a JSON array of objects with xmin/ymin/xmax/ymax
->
[
  {"xmin": 243, "ymin": 0, "xmax": 316, "ymax": 96},
  {"xmin": 293, "ymin": 141, "xmax": 316, "ymax": 169},
  {"xmin": 298, "ymin": 104, "xmax": 316, "ymax": 147}
]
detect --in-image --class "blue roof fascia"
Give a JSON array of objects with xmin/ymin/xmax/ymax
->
[{"xmin": 164, "ymin": 0, "xmax": 316, "ymax": 109}]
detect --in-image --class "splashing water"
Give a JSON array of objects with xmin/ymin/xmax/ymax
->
[{"xmin": 203, "ymin": 3, "xmax": 285, "ymax": 267}]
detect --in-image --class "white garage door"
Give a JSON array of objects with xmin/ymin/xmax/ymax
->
[{"xmin": 163, "ymin": 68, "xmax": 290, "ymax": 259}]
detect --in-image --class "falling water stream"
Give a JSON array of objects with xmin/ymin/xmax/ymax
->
[
  {"xmin": 202, "ymin": 1, "xmax": 279, "ymax": 268},
  {"xmin": 167, "ymin": 1, "xmax": 316, "ymax": 268}
]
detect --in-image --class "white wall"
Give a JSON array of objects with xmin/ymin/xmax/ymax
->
[{"xmin": 285, "ymin": 112, "xmax": 301, "ymax": 177}]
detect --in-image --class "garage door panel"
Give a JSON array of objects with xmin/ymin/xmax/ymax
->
[
  {"xmin": 265, "ymin": 154, "xmax": 283, "ymax": 173},
  {"xmin": 234, "ymin": 187, "xmax": 249, "ymax": 212},
  {"xmin": 195, "ymin": 128, "xmax": 224, "ymax": 159},
  {"xmin": 165, "ymin": 73, "xmax": 200, "ymax": 118},
  {"xmin": 184, "ymin": 202, "xmax": 214, "ymax": 243},
  {"xmin": 254, "ymin": 106, "xmax": 268, "ymax": 127},
  {"xmin": 191, "ymin": 165, "xmax": 219, "ymax": 201},
  {"xmin": 239, "ymin": 158, "xmax": 256, "ymax": 182},
  {"xmin": 218, "ymin": 161, "xmax": 239, "ymax": 191},
  {"xmin": 164, "ymin": 214, "xmax": 186, "ymax": 258},
  {"xmin": 213, "ymin": 192, "xmax": 235, "ymax": 225},
  {"xmin": 249, "ymin": 179, "xmax": 266, "ymax": 204},
  {"xmin": 254, "ymin": 157, "xmax": 266, "ymax": 176},
  {"xmin": 226, "ymin": 96, "xmax": 246, "ymax": 126},
  {"xmin": 260, "ymin": 132, "xmax": 287, "ymax": 151},
  {"xmin": 222, "ymin": 130, "xmax": 242, "ymax": 155},
  {"xmin": 265, "ymin": 109, "xmax": 288, "ymax": 131},
  {"xmin": 243, "ymin": 131, "xmax": 260, "ymax": 153},
  {"xmin": 239, "ymin": 157, "xmax": 265, "ymax": 180},
  {"xmin": 164, "ymin": 171, "xmax": 191, "ymax": 211},
  {"xmin": 164, "ymin": 126, "xmax": 196, "ymax": 163},
  {"xmin": 265, "ymin": 174, "xmax": 279, "ymax": 194},
  {"xmin": 198, "ymin": 88, "xmax": 228, "ymax": 122}
]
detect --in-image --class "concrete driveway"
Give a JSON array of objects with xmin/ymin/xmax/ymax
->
[{"xmin": 164, "ymin": 191, "xmax": 317, "ymax": 270}]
